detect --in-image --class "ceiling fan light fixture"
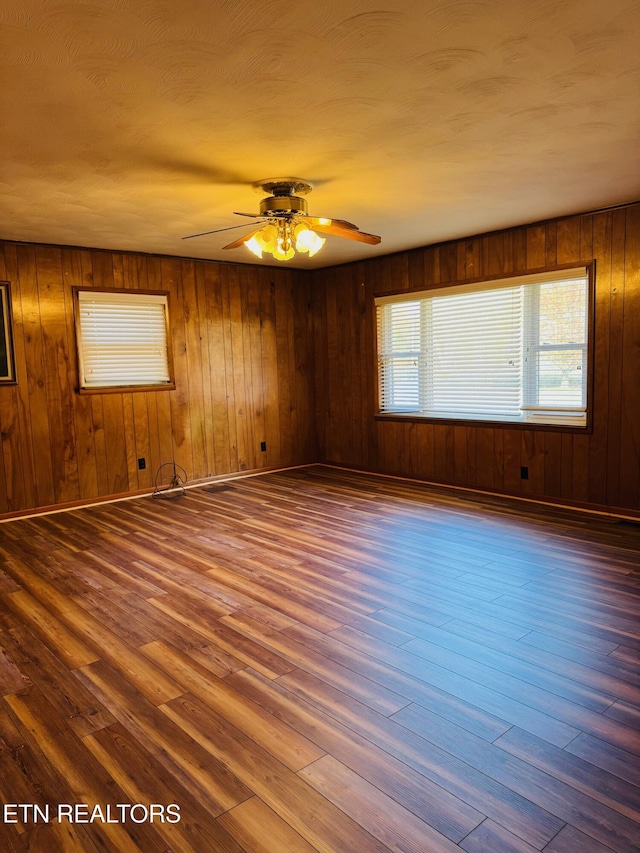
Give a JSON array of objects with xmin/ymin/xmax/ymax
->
[
  {"xmin": 243, "ymin": 218, "xmax": 324, "ymax": 262},
  {"xmin": 245, "ymin": 235, "xmax": 264, "ymax": 258},
  {"xmin": 294, "ymin": 224, "xmax": 325, "ymax": 257},
  {"xmin": 273, "ymin": 241, "xmax": 296, "ymax": 261},
  {"xmin": 244, "ymin": 223, "xmax": 278, "ymax": 258}
]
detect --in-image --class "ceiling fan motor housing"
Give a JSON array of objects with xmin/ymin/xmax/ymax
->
[
  {"xmin": 253, "ymin": 178, "xmax": 312, "ymax": 218},
  {"xmin": 259, "ymin": 194, "xmax": 308, "ymax": 217}
]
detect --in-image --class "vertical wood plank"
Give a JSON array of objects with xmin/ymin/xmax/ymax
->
[
  {"xmin": 122, "ymin": 392, "xmax": 140, "ymax": 491},
  {"xmin": 618, "ymin": 207, "xmax": 640, "ymax": 508},
  {"xmin": 502, "ymin": 429, "xmax": 521, "ymax": 494},
  {"xmin": 221, "ymin": 267, "xmax": 240, "ymax": 473},
  {"xmin": 588, "ymin": 212, "xmax": 611, "ymax": 505},
  {"xmin": 454, "ymin": 426, "xmax": 468, "ymax": 483},
  {"xmin": 526, "ymin": 226, "xmax": 546, "ymax": 268},
  {"xmin": 241, "ymin": 266, "xmax": 260, "ymax": 470},
  {"xmin": 580, "ymin": 214, "xmax": 594, "ymax": 261},
  {"xmin": 1, "ymin": 245, "xmax": 33, "ymax": 510},
  {"xmin": 35, "ymin": 246, "xmax": 80, "ymax": 504},
  {"xmin": 294, "ymin": 272, "xmax": 315, "ymax": 463},
  {"xmin": 163, "ymin": 257, "xmax": 194, "ymax": 479},
  {"xmin": 475, "ymin": 429, "xmax": 495, "ymax": 489},
  {"xmin": 277, "ymin": 273, "xmax": 297, "ymax": 465},
  {"xmin": 545, "ymin": 222, "xmax": 558, "ymax": 267},
  {"xmin": 560, "ymin": 433, "xmax": 574, "ymax": 500},
  {"xmin": 439, "ymin": 244, "xmax": 458, "ymax": 284},
  {"xmin": 195, "ymin": 262, "xmax": 216, "ymax": 477},
  {"xmin": 605, "ymin": 210, "xmax": 626, "ymax": 508},
  {"xmin": 260, "ymin": 275, "xmax": 281, "ymax": 468},
  {"xmin": 70, "ymin": 250, "xmax": 100, "ymax": 500},
  {"xmin": 543, "ymin": 433, "xmax": 562, "ymax": 498},
  {"xmin": 513, "ymin": 229, "xmax": 527, "ymax": 272},
  {"xmin": 181, "ymin": 260, "xmax": 208, "ymax": 480},
  {"xmin": 416, "ymin": 423, "xmax": 435, "ymax": 481},
  {"xmin": 16, "ymin": 244, "xmax": 56, "ymax": 507},
  {"xmin": 556, "ymin": 218, "xmax": 581, "ymax": 265}
]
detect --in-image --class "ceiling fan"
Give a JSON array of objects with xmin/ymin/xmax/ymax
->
[{"xmin": 182, "ymin": 178, "xmax": 381, "ymax": 261}]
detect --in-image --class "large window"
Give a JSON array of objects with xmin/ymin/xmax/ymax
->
[
  {"xmin": 376, "ymin": 267, "xmax": 591, "ymax": 427},
  {"xmin": 75, "ymin": 289, "xmax": 174, "ymax": 391}
]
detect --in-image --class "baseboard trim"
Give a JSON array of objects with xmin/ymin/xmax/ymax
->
[
  {"xmin": 4, "ymin": 459, "xmax": 639, "ymax": 525},
  {"xmin": 317, "ymin": 462, "xmax": 640, "ymax": 523},
  {"xmin": 0, "ymin": 463, "xmax": 316, "ymax": 524}
]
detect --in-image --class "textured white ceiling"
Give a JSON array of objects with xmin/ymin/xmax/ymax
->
[{"xmin": 1, "ymin": 0, "xmax": 639, "ymax": 269}]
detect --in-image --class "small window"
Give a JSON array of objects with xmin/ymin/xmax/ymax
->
[
  {"xmin": 75, "ymin": 289, "xmax": 174, "ymax": 391},
  {"xmin": 376, "ymin": 266, "xmax": 591, "ymax": 428}
]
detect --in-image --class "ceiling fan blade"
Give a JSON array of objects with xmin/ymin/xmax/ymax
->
[
  {"xmin": 233, "ymin": 211, "xmax": 263, "ymax": 218},
  {"xmin": 310, "ymin": 223, "xmax": 381, "ymax": 245},
  {"xmin": 182, "ymin": 220, "xmax": 265, "ymax": 240},
  {"xmin": 222, "ymin": 226, "xmax": 264, "ymax": 250},
  {"xmin": 307, "ymin": 216, "xmax": 358, "ymax": 230}
]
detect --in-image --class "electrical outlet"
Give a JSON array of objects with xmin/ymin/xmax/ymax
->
[
  {"xmin": 260, "ymin": 441, "xmax": 267, "ymax": 452},
  {"xmin": 138, "ymin": 458, "xmax": 146, "ymax": 470},
  {"xmin": 520, "ymin": 466, "xmax": 529, "ymax": 480}
]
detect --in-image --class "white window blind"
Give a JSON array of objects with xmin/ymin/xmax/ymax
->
[
  {"xmin": 376, "ymin": 268, "xmax": 589, "ymax": 427},
  {"xmin": 76, "ymin": 290, "xmax": 173, "ymax": 389}
]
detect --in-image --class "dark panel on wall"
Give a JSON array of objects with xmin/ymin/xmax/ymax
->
[
  {"xmin": 311, "ymin": 203, "xmax": 640, "ymax": 514},
  {"xmin": 0, "ymin": 245, "xmax": 316, "ymax": 515}
]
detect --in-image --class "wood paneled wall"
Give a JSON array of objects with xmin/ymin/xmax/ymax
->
[
  {"xmin": 0, "ymin": 244, "xmax": 316, "ymax": 515},
  {"xmin": 311, "ymin": 204, "xmax": 640, "ymax": 514},
  {"xmin": 2, "ymin": 202, "xmax": 638, "ymax": 517}
]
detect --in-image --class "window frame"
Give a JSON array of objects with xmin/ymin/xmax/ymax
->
[
  {"xmin": 374, "ymin": 262, "xmax": 595, "ymax": 432},
  {"xmin": 73, "ymin": 287, "xmax": 176, "ymax": 394}
]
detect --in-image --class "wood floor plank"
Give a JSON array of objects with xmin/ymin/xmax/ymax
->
[
  {"xmin": 604, "ymin": 698, "xmax": 640, "ymax": 727},
  {"xmin": 3, "ymin": 689, "xmax": 168, "ymax": 853},
  {"xmin": 1, "ymin": 819, "xmax": 108, "ymax": 853},
  {"xmin": 74, "ymin": 659, "xmax": 252, "ymax": 817},
  {"xmin": 1, "ymin": 466, "xmax": 639, "ymax": 852},
  {"xmin": 494, "ymin": 726, "xmax": 640, "ymax": 820},
  {"xmin": 393, "ymin": 703, "xmax": 640, "ymax": 853},
  {"xmin": 442, "ymin": 617, "xmax": 640, "ymax": 693},
  {"xmin": 217, "ymin": 796, "xmax": 319, "ymax": 853},
  {"xmin": 161, "ymin": 692, "xmax": 394, "ymax": 853},
  {"xmin": 358, "ymin": 623, "xmax": 621, "ymax": 712},
  {"xmin": 459, "ymin": 818, "xmax": 541, "ymax": 853},
  {"xmin": 227, "ymin": 667, "xmax": 560, "ymax": 848},
  {"xmin": 202, "ymin": 559, "xmax": 348, "ymax": 632},
  {"xmin": 221, "ymin": 612, "xmax": 411, "ymax": 715},
  {"xmin": 0, "ymin": 702, "xmax": 63, "ymax": 823},
  {"xmin": 140, "ymin": 640, "xmax": 325, "ymax": 771},
  {"xmin": 148, "ymin": 596, "xmax": 297, "ymax": 678},
  {"xmin": 329, "ymin": 620, "xmax": 638, "ymax": 752},
  {"xmin": 2, "ymin": 590, "xmax": 100, "ymax": 669},
  {"xmin": 2, "ymin": 565, "xmax": 183, "ymax": 704},
  {"xmin": 83, "ymin": 722, "xmax": 246, "ymax": 853},
  {"xmin": 0, "ymin": 646, "xmax": 29, "ymax": 696},
  {"xmin": 300, "ymin": 754, "xmax": 463, "ymax": 853},
  {"xmin": 281, "ymin": 620, "xmax": 579, "ymax": 747},
  {"xmin": 565, "ymin": 732, "xmax": 640, "ymax": 787},
  {"xmin": 543, "ymin": 823, "xmax": 625, "ymax": 853},
  {"xmin": 0, "ymin": 610, "xmax": 114, "ymax": 737}
]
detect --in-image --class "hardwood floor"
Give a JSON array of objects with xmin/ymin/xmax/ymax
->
[{"xmin": 1, "ymin": 465, "xmax": 639, "ymax": 852}]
